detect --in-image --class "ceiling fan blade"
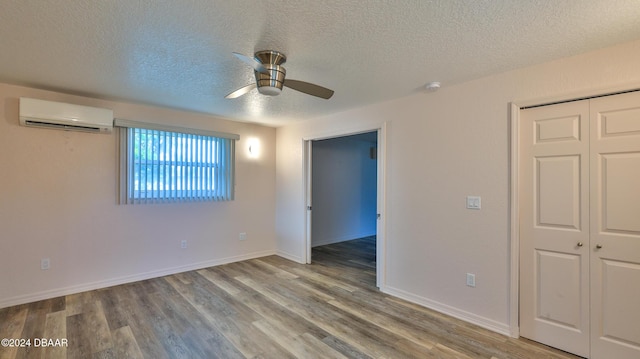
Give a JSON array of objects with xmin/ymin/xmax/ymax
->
[
  {"xmin": 225, "ymin": 83, "xmax": 257, "ymax": 99},
  {"xmin": 233, "ymin": 52, "xmax": 268, "ymax": 74},
  {"xmin": 284, "ymin": 79, "xmax": 334, "ymax": 99}
]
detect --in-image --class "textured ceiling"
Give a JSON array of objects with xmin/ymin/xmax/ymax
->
[{"xmin": 1, "ymin": 1, "xmax": 639, "ymax": 127}]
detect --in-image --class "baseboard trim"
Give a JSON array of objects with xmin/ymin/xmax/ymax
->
[
  {"xmin": 275, "ymin": 250, "xmax": 305, "ymax": 264},
  {"xmin": 311, "ymin": 233, "xmax": 375, "ymax": 248},
  {"xmin": 0, "ymin": 250, "xmax": 276, "ymax": 309},
  {"xmin": 381, "ymin": 285, "xmax": 511, "ymax": 336}
]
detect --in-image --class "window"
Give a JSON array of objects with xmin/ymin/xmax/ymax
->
[{"xmin": 116, "ymin": 119, "xmax": 238, "ymax": 204}]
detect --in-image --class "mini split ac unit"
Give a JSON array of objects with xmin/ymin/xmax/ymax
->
[{"xmin": 19, "ymin": 97, "xmax": 114, "ymax": 133}]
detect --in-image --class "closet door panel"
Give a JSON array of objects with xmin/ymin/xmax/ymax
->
[
  {"xmin": 590, "ymin": 92, "xmax": 640, "ymax": 359},
  {"xmin": 519, "ymin": 100, "xmax": 590, "ymax": 358}
]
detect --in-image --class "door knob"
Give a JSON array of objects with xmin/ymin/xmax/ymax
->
[
  {"xmin": 577, "ymin": 242, "xmax": 583, "ymax": 247},
  {"xmin": 596, "ymin": 244, "xmax": 603, "ymax": 249}
]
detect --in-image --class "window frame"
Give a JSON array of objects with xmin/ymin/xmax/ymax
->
[{"xmin": 115, "ymin": 119, "xmax": 239, "ymax": 204}]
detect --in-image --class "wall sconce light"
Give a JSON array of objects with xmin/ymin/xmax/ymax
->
[{"xmin": 247, "ymin": 137, "xmax": 261, "ymax": 159}]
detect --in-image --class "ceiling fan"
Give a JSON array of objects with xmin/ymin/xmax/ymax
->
[{"xmin": 225, "ymin": 50, "xmax": 334, "ymax": 100}]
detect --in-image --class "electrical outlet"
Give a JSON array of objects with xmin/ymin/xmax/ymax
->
[
  {"xmin": 239, "ymin": 232, "xmax": 247, "ymax": 241},
  {"xmin": 466, "ymin": 273, "xmax": 476, "ymax": 287},
  {"xmin": 41, "ymin": 258, "xmax": 50, "ymax": 270},
  {"xmin": 180, "ymin": 240, "xmax": 187, "ymax": 249}
]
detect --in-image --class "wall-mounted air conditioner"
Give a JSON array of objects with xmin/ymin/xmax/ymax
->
[{"xmin": 19, "ymin": 97, "xmax": 114, "ymax": 134}]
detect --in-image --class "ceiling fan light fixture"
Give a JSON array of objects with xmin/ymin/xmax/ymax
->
[
  {"xmin": 257, "ymin": 86, "xmax": 282, "ymax": 96},
  {"xmin": 255, "ymin": 64, "xmax": 286, "ymax": 96}
]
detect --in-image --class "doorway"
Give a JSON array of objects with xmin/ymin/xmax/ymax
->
[{"xmin": 304, "ymin": 128, "xmax": 385, "ymax": 288}]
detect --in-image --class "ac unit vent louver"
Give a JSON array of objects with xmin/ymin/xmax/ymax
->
[{"xmin": 19, "ymin": 97, "xmax": 114, "ymax": 134}]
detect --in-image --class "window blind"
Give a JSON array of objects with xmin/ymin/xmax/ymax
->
[{"xmin": 116, "ymin": 119, "xmax": 238, "ymax": 204}]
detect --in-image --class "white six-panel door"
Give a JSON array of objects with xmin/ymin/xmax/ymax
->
[
  {"xmin": 520, "ymin": 100, "xmax": 591, "ymax": 358},
  {"xmin": 520, "ymin": 91, "xmax": 640, "ymax": 358},
  {"xmin": 589, "ymin": 92, "xmax": 640, "ymax": 359}
]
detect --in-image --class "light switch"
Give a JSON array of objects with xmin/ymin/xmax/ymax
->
[
  {"xmin": 466, "ymin": 196, "xmax": 481, "ymax": 210},
  {"xmin": 466, "ymin": 273, "xmax": 476, "ymax": 287}
]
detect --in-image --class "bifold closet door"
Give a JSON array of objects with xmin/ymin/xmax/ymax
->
[
  {"xmin": 520, "ymin": 91, "xmax": 640, "ymax": 359},
  {"xmin": 519, "ymin": 100, "xmax": 591, "ymax": 358},
  {"xmin": 589, "ymin": 91, "xmax": 640, "ymax": 359}
]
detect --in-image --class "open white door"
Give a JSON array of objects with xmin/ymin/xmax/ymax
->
[
  {"xmin": 376, "ymin": 128, "xmax": 385, "ymax": 288},
  {"xmin": 304, "ymin": 139, "xmax": 312, "ymax": 264}
]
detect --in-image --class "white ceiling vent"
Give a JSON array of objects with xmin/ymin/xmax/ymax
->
[{"xmin": 19, "ymin": 97, "xmax": 113, "ymax": 134}]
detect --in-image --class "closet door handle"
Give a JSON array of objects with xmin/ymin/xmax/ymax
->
[
  {"xmin": 577, "ymin": 242, "xmax": 583, "ymax": 247},
  {"xmin": 596, "ymin": 244, "xmax": 603, "ymax": 249}
]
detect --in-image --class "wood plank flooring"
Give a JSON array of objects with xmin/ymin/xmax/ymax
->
[{"xmin": 0, "ymin": 237, "xmax": 582, "ymax": 359}]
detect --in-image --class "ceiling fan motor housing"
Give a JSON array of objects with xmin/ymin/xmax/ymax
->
[
  {"xmin": 254, "ymin": 50, "xmax": 287, "ymax": 66},
  {"xmin": 255, "ymin": 64, "xmax": 286, "ymax": 96}
]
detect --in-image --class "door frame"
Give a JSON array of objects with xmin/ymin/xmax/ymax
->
[
  {"xmin": 303, "ymin": 124, "xmax": 387, "ymax": 288},
  {"xmin": 509, "ymin": 102, "xmax": 520, "ymax": 338},
  {"xmin": 508, "ymin": 84, "xmax": 640, "ymax": 338}
]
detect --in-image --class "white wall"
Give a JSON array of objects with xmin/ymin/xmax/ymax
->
[
  {"xmin": 311, "ymin": 134, "xmax": 377, "ymax": 247},
  {"xmin": 275, "ymin": 39, "xmax": 640, "ymax": 334},
  {"xmin": 0, "ymin": 83, "xmax": 277, "ymax": 308}
]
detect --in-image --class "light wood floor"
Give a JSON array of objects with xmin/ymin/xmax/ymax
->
[{"xmin": 0, "ymin": 237, "xmax": 581, "ymax": 359}]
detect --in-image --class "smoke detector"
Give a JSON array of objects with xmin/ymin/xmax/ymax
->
[{"xmin": 424, "ymin": 81, "xmax": 441, "ymax": 92}]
